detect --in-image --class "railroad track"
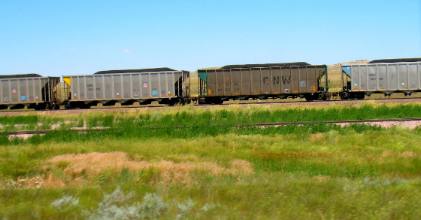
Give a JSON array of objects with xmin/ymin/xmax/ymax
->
[
  {"xmin": 250, "ymin": 118, "xmax": 421, "ymax": 128},
  {"xmin": 0, "ymin": 98, "xmax": 421, "ymax": 112},
  {"xmin": 3, "ymin": 127, "xmax": 110, "ymax": 136},
  {"xmin": 3, "ymin": 118, "xmax": 421, "ymax": 137},
  {"xmin": 1, "ymin": 97, "xmax": 421, "ymax": 115}
]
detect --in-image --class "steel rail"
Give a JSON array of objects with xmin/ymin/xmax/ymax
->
[{"xmin": 1, "ymin": 97, "xmax": 421, "ymax": 114}]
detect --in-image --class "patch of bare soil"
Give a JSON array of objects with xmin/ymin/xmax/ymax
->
[
  {"xmin": 8, "ymin": 152, "xmax": 254, "ymax": 188},
  {"xmin": 3, "ymin": 174, "xmax": 66, "ymax": 189},
  {"xmin": 8, "ymin": 133, "xmax": 45, "ymax": 141},
  {"xmin": 337, "ymin": 121, "xmax": 421, "ymax": 129}
]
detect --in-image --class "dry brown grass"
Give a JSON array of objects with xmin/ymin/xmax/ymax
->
[
  {"xmin": 255, "ymin": 151, "xmax": 332, "ymax": 160},
  {"xmin": 33, "ymin": 152, "xmax": 255, "ymax": 187},
  {"xmin": 382, "ymin": 150, "xmax": 417, "ymax": 159},
  {"xmin": 309, "ymin": 133, "xmax": 325, "ymax": 144},
  {"xmin": 3, "ymin": 152, "xmax": 254, "ymax": 188}
]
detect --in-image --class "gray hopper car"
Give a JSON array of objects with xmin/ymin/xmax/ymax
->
[
  {"xmin": 342, "ymin": 62, "xmax": 421, "ymax": 97},
  {"xmin": 198, "ymin": 63, "xmax": 328, "ymax": 103},
  {"xmin": 0, "ymin": 74, "xmax": 59, "ymax": 109},
  {"xmin": 63, "ymin": 69, "xmax": 190, "ymax": 106}
]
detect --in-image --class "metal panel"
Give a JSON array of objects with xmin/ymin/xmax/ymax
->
[
  {"xmin": 141, "ymin": 73, "xmax": 150, "ymax": 98},
  {"xmin": 34, "ymin": 78, "xmax": 41, "ymax": 102},
  {"xmin": 250, "ymin": 69, "xmax": 261, "ymax": 95},
  {"xmin": 280, "ymin": 69, "xmax": 291, "ymax": 93},
  {"xmin": 408, "ymin": 63, "xmax": 418, "ymax": 90},
  {"xmin": 159, "ymin": 73, "xmax": 166, "ymax": 97},
  {"xmin": 398, "ymin": 64, "xmax": 408, "ymax": 90},
  {"xmin": 223, "ymin": 70, "xmax": 231, "ymax": 96},
  {"xmin": 28, "ymin": 78, "xmax": 34, "ymax": 101},
  {"xmin": 123, "ymin": 75, "xmax": 131, "ymax": 98},
  {"xmin": 417, "ymin": 63, "xmax": 421, "ymax": 88},
  {"xmin": 10, "ymin": 79, "xmax": 18, "ymax": 102},
  {"xmin": 261, "ymin": 69, "xmax": 271, "ymax": 94},
  {"xmin": 19, "ymin": 79, "xmax": 26, "ymax": 102},
  {"xmin": 388, "ymin": 65, "xmax": 398, "ymax": 90},
  {"xmin": 231, "ymin": 70, "xmax": 241, "ymax": 96},
  {"xmin": 95, "ymin": 76, "xmax": 103, "ymax": 99},
  {"xmin": 85, "ymin": 76, "xmax": 94, "ymax": 100},
  {"xmin": 298, "ymin": 68, "xmax": 307, "ymax": 93},
  {"xmin": 377, "ymin": 65, "xmax": 387, "ymax": 90},
  {"xmin": 271, "ymin": 68, "xmax": 282, "ymax": 94},
  {"xmin": 72, "ymin": 77, "xmax": 79, "ymax": 100},
  {"xmin": 239, "ymin": 70, "xmax": 250, "ymax": 95},
  {"xmin": 367, "ymin": 65, "xmax": 377, "ymax": 91},
  {"xmin": 290, "ymin": 68, "xmax": 299, "ymax": 93},
  {"xmin": 351, "ymin": 66, "xmax": 360, "ymax": 91},
  {"xmin": 310, "ymin": 68, "xmax": 319, "ymax": 92},
  {"xmin": 132, "ymin": 74, "xmax": 141, "ymax": 98},
  {"xmin": 360, "ymin": 66, "xmax": 368, "ymax": 90},
  {"xmin": 103, "ymin": 75, "xmax": 112, "ymax": 99},
  {"xmin": 113, "ymin": 75, "xmax": 122, "ymax": 99},
  {"xmin": 150, "ymin": 74, "xmax": 159, "ymax": 97},
  {"xmin": 1, "ymin": 80, "xmax": 10, "ymax": 103},
  {"xmin": 216, "ymin": 71, "xmax": 224, "ymax": 96}
]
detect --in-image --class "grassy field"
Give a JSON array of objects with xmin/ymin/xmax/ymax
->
[{"xmin": 1, "ymin": 104, "xmax": 421, "ymax": 219}]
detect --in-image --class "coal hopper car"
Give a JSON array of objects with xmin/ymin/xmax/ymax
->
[
  {"xmin": 0, "ymin": 74, "xmax": 59, "ymax": 109},
  {"xmin": 341, "ymin": 58, "xmax": 421, "ymax": 99},
  {"xmin": 62, "ymin": 68, "xmax": 190, "ymax": 107},
  {"xmin": 198, "ymin": 63, "xmax": 328, "ymax": 103}
]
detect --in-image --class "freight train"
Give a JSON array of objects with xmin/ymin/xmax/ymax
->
[{"xmin": 0, "ymin": 58, "xmax": 420, "ymax": 109}]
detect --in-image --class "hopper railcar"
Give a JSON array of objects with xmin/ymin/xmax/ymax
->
[
  {"xmin": 341, "ymin": 59, "xmax": 421, "ymax": 99},
  {"xmin": 62, "ymin": 68, "xmax": 190, "ymax": 108},
  {"xmin": 0, "ymin": 74, "xmax": 60, "ymax": 109},
  {"xmin": 198, "ymin": 63, "xmax": 328, "ymax": 104}
]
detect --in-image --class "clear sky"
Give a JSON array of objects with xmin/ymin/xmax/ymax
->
[{"xmin": 0, "ymin": 0, "xmax": 420, "ymax": 75}]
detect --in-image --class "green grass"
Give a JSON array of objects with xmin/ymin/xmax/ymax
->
[
  {"xmin": 2, "ymin": 104, "xmax": 421, "ymax": 130},
  {"xmin": 1, "ymin": 105, "xmax": 421, "ymax": 219}
]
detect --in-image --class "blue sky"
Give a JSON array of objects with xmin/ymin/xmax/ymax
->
[{"xmin": 0, "ymin": 0, "xmax": 420, "ymax": 75}]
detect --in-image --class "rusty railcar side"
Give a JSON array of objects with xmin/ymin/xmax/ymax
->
[{"xmin": 198, "ymin": 64, "xmax": 327, "ymax": 103}]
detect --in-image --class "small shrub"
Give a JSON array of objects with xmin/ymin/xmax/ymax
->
[
  {"xmin": 51, "ymin": 195, "xmax": 79, "ymax": 209},
  {"xmin": 86, "ymin": 188, "xmax": 167, "ymax": 220},
  {"xmin": 138, "ymin": 193, "xmax": 167, "ymax": 219},
  {"xmin": 86, "ymin": 187, "xmax": 137, "ymax": 220},
  {"xmin": 200, "ymin": 203, "xmax": 216, "ymax": 212},
  {"xmin": 176, "ymin": 198, "xmax": 195, "ymax": 220}
]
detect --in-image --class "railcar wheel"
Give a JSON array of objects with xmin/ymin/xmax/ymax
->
[{"xmin": 304, "ymin": 94, "xmax": 318, "ymax": 102}]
